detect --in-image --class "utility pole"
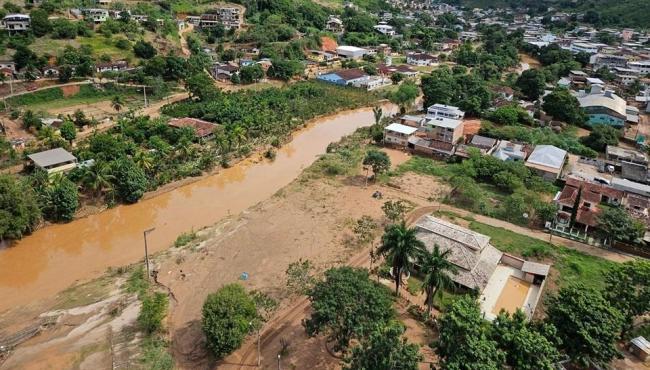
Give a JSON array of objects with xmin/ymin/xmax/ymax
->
[
  {"xmin": 143, "ymin": 228, "xmax": 155, "ymax": 279},
  {"xmin": 277, "ymin": 354, "xmax": 281, "ymax": 370}
]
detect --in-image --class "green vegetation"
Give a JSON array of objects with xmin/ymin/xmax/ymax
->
[
  {"xmin": 0, "ymin": 174, "xmax": 41, "ymax": 240},
  {"xmin": 140, "ymin": 338, "xmax": 173, "ymax": 370},
  {"xmin": 378, "ymin": 222, "xmax": 425, "ymax": 295},
  {"xmin": 344, "ymin": 321, "xmax": 422, "ymax": 370},
  {"xmin": 174, "ymin": 230, "xmax": 198, "ymax": 248},
  {"xmin": 201, "ymin": 283, "xmax": 258, "ymax": 358},
  {"xmin": 305, "ymin": 267, "xmax": 395, "ymax": 352},
  {"xmin": 467, "ymin": 221, "xmax": 616, "ymax": 290},
  {"xmin": 138, "ymin": 292, "xmax": 169, "ymax": 334},
  {"xmin": 597, "ymin": 206, "xmax": 646, "ymax": 243},
  {"xmin": 7, "ymin": 84, "xmax": 141, "ymax": 110},
  {"xmin": 479, "ymin": 121, "xmax": 597, "ymax": 158}
]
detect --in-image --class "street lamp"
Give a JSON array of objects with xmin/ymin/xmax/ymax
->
[
  {"xmin": 277, "ymin": 354, "xmax": 281, "ymax": 370},
  {"xmin": 143, "ymin": 227, "xmax": 155, "ymax": 279}
]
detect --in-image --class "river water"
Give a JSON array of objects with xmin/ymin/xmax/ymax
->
[{"xmin": 0, "ymin": 105, "xmax": 396, "ymax": 312}]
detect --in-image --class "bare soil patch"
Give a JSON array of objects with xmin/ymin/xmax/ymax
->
[{"xmin": 60, "ymin": 85, "xmax": 80, "ymax": 97}]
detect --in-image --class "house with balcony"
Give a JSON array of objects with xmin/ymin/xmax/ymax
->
[
  {"xmin": 374, "ymin": 22, "xmax": 395, "ymax": 36},
  {"xmin": 426, "ymin": 104, "xmax": 465, "ymax": 120},
  {"xmin": 554, "ymin": 177, "xmax": 624, "ymax": 232},
  {"xmin": 325, "ymin": 15, "xmax": 344, "ymax": 33},
  {"xmin": 1, "ymin": 14, "xmax": 30, "ymax": 33},
  {"xmin": 85, "ymin": 8, "xmax": 109, "ymax": 23},
  {"xmin": 406, "ymin": 52, "xmax": 438, "ymax": 66},
  {"xmin": 384, "ymin": 123, "xmax": 418, "ymax": 148}
]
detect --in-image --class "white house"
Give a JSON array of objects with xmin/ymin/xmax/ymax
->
[
  {"xmin": 1, "ymin": 14, "xmax": 30, "ymax": 33},
  {"xmin": 384, "ymin": 123, "xmax": 418, "ymax": 147},
  {"xmin": 525, "ymin": 145, "xmax": 568, "ymax": 181},
  {"xmin": 406, "ymin": 52, "xmax": 438, "ymax": 66},
  {"xmin": 374, "ymin": 23, "xmax": 395, "ymax": 36},
  {"xmin": 629, "ymin": 60, "xmax": 650, "ymax": 75},
  {"xmin": 426, "ymin": 104, "xmax": 465, "ymax": 120},
  {"xmin": 336, "ymin": 45, "xmax": 368, "ymax": 60},
  {"xmin": 85, "ymin": 8, "xmax": 109, "ymax": 23}
]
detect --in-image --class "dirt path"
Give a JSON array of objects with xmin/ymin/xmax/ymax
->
[{"xmin": 179, "ymin": 24, "xmax": 194, "ymax": 57}]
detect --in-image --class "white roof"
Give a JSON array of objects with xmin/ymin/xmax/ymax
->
[
  {"xmin": 586, "ymin": 77, "xmax": 605, "ymax": 85},
  {"xmin": 336, "ymin": 45, "xmax": 366, "ymax": 53},
  {"xmin": 611, "ymin": 177, "xmax": 650, "ymax": 196},
  {"xmin": 579, "ymin": 91, "xmax": 627, "ymax": 117},
  {"xmin": 425, "ymin": 116, "xmax": 461, "ymax": 129},
  {"xmin": 385, "ymin": 123, "xmax": 418, "ymax": 135},
  {"xmin": 526, "ymin": 145, "xmax": 567, "ymax": 170}
]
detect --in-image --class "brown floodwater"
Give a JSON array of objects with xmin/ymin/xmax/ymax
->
[{"xmin": 0, "ymin": 105, "xmax": 397, "ymax": 313}]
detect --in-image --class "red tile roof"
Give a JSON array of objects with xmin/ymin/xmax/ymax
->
[{"xmin": 168, "ymin": 117, "xmax": 218, "ymax": 138}]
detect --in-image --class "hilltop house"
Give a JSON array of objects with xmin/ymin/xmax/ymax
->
[
  {"xmin": 96, "ymin": 60, "xmax": 129, "ymax": 73},
  {"xmin": 212, "ymin": 63, "xmax": 239, "ymax": 81},
  {"xmin": 492, "ymin": 140, "xmax": 527, "ymax": 162},
  {"xmin": 426, "ymin": 104, "xmax": 465, "ymax": 120},
  {"xmin": 577, "ymin": 85, "xmax": 627, "ymax": 127},
  {"xmin": 1, "ymin": 14, "xmax": 30, "ymax": 33},
  {"xmin": 406, "ymin": 52, "xmax": 438, "ymax": 66},
  {"xmin": 85, "ymin": 8, "xmax": 109, "ymax": 24},
  {"xmin": 374, "ymin": 22, "xmax": 395, "ymax": 36},
  {"xmin": 325, "ymin": 15, "xmax": 344, "ymax": 33}
]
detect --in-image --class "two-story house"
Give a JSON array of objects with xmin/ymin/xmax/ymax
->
[{"xmin": 1, "ymin": 14, "xmax": 30, "ymax": 33}]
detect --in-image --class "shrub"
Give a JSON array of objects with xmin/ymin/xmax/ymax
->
[
  {"xmin": 138, "ymin": 292, "xmax": 168, "ymax": 334},
  {"xmin": 202, "ymin": 284, "xmax": 257, "ymax": 358}
]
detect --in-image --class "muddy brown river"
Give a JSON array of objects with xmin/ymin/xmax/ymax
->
[{"xmin": 0, "ymin": 105, "xmax": 396, "ymax": 312}]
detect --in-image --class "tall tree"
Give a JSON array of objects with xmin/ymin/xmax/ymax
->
[
  {"xmin": 438, "ymin": 295, "xmax": 505, "ymax": 370},
  {"xmin": 597, "ymin": 206, "xmax": 645, "ymax": 243},
  {"xmin": 42, "ymin": 175, "xmax": 79, "ymax": 222},
  {"xmin": 305, "ymin": 267, "xmax": 394, "ymax": 352},
  {"xmin": 492, "ymin": 310, "xmax": 560, "ymax": 370},
  {"xmin": 0, "ymin": 174, "xmax": 41, "ymax": 240},
  {"xmin": 363, "ymin": 150, "xmax": 390, "ymax": 177},
  {"xmin": 373, "ymin": 106, "xmax": 383, "ymax": 125},
  {"xmin": 603, "ymin": 260, "xmax": 650, "ymax": 335},
  {"xmin": 516, "ymin": 69, "xmax": 546, "ymax": 101},
  {"xmin": 377, "ymin": 222, "xmax": 425, "ymax": 295},
  {"xmin": 418, "ymin": 245, "xmax": 457, "ymax": 314},
  {"xmin": 542, "ymin": 88, "xmax": 586, "ymax": 125},
  {"xmin": 546, "ymin": 284, "xmax": 624, "ymax": 367},
  {"xmin": 111, "ymin": 95, "xmax": 124, "ymax": 112},
  {"xmin": 344, "ymin": 321, "xmax": 422, "ymax": 370},
  {"xmin": 59, "ymin": 120, "xmax": 77, "ymax": 145},
  {"xmin": 389, "ymin": 81, "xmax": 419, "ymax": 114}
]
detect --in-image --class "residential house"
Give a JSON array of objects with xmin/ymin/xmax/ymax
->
[
  {"xmin": 455, "ymin": 135, "xmax": 498, "ymax": 158},
  {"xmin": 629, "ymin": 60, "xmax": 650, "ymax": 75},
  {"xmin": 325, "ymin": 15, "xmax": 344, "ymax": 33},
  {"xmin": 422, "ymin": 117, "xmax": 464, "ymax": 145},
  {"xmin": 85, "ymin": 8, "xmax": 109, "ymax": 24},
  {"xmin": 569, "ymin": 41, "xmax": 601, "ymax": 54},
  {"xmin": 96, "ymin": 60, "xmax": 128, "ymax": 73},
  {"xmin": 377, "ymin": 64, "xmax": 418, "ymax": 78},
  {"xmin": 215, "ymin": 6, "xmax": 242, "ymax": 29},
  {"xmin": 554, "ymin": 177, "xmax": 624, "ymax": 232},
  {"xmin": 628, "ymin": 336, "xmax": 650, "ymax": 362},
  {"xmin": 399, "ymin": 114, "xmax": 425, "ymax": 127},
  {"xmin": 1, "ymin": 14, "xmax": 30, "ymax": 33},
  {"xmin": 492, "ymin": 140, "xmax": 527, "ymax": 162},
  {"xmin": 612, "ymin": 177, "xmax": 650, "ymax": 198},
  {"xmin": 168, "ymin": 117, "xmax": 218, "ymax": 140},
  {"xmin": 426, "ymin": 104, "xmax": 465, "ymax": 120},
  {"xmin": 373, "ymin": 23, "xmax": 395, "ymax": 36},
  {"xmin": 525, "ymin": 145, "xmax": 568, "ymax": 181},
  {"xmin": 336, "ymin": 46, "xmax": 368, "ymax": 60},
  {"xmin": 406, "ymin": 52, "xmax": 438, "ymax": 66},
  {"xmin": 42, "ymin": 66, "xmax": 59, "ymax": 77},
  {"xmin": 589, "ymin": 53, "xmax": 628, "ymax": 70},
  {"xmin": 317, "ymin": 68, "xmax": 368, "ymax": 86},
  {"xmin": 577, "ymin": 85, "xmax": 627, "ymax": 127},
  {"xmin": 0, "ymin": 61, "xmax": 16, "ymax": 74},
  {"xmin": 414, "ymin": 215, "xmax": 550, "ymax": 320},
  {"xmin": 212, "ymin": 63, "xmax": 239, "ymax": 81},
  {"xmin": 27, "ymin": 148, "xmax": 77, "ymax": 175},
  {"xmin": 185, "ymin": 16, "xmax": 201, "ymax": 26},
  {"xmin": 613, "ymin": 67, "xmax": 640, "ymax": 86},
  {"xmin": 383, "ymin": 123, "xmax": 418, "ymax": 147}
]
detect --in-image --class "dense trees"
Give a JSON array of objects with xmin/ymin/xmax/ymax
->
[
  {"xmin": 389, "ymin": 81, "xmax": 418, "ymax": 114},
  {"xmin": 133, "ymin": 40, "xmax": 157, "ymax": 59},
  {"xmin": 344, "ymin": 321, "xmax": 421, "ymax": 370},
  {"xmin": 420, "ymin": 67, "xmax": 492, "ymax": 117},
  {"xmin": 377, "ymin": 222, "xmax": 425, "ymax": 295},
  {"xmin": 41, "ymin": 176, "xmax": 79, "ymax": 222},
  {"xmin": 542, "ymin": 88, "xmax": 586, "ymax": 125},
  {"xmin": 305, "ymin": 267, "xmax": 394, "ymax": 352},
  {"xmin": 438, "ymin": 296, "xmax": 505, "ymax": 370},
  {"xmin": 547, "ymin": 284, "xmax": 624, "ymax": 367},
  {"xmin": 603, "ymin": 260, "xmax": 650, "ymax": 335},
  {"xmin": 239, "ymin": 64, "xmax": 265, "ymax": 84},
  {"xmin": 202, "ymin": 284, "xmax": 257, "ymax": 358},
  {"xmin": 0, "ymin": 174, "xmax": 41, "ymax": 240},
  {"xmin": 492, "ymin": 310, "xmax": 560, "ymax": 370},
  {"xmin": 516, "ymin": 69, "xmax": 546, "ymax": 101},
  {"xmin": 581, "ymin": 124, "xmax": 620, "ymax": 152},
  {"xmin": 112, "ymin": 159, "xmax": 148, "ymax": 204},
  {"xmin": 597, "ymin": 206, "xmax": 645, "ymax": 243}
]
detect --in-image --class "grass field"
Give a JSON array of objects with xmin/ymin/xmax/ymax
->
[
  {"xmin": 467, "ymin": 221, "xmax": 616, "ymax": 291},
  {"xmin": 8, "ymin": 85, "xmax": 142, "ymax": 111}
]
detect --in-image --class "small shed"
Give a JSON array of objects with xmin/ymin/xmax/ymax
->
[
  {"xmin": 629, "ymin": 336, "xmax": 650, "ymax": 362},
  {"xmin": 27, "ymin": 148, "xmax": 77, "ymax": 174},
  {"xmin": 168, "ymin": 117, "xmax": 218, "ymax": 139}
]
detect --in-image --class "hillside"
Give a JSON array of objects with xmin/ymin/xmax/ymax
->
[{"xmin": 446, "ymin": 0, "xmax": 650, "ymax": 29}]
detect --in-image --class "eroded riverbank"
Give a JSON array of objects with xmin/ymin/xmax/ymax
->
[{"xmin": 0, "ymin": 104, "xmax": 396, "ymax": 313}]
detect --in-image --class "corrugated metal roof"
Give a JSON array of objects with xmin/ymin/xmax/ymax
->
[
  {"xmin": 28, "ymin": 148, "xmax": 76, "ymax": 168},
  {"xmin": 385, "ymin": 123, "xmax": 418, "ymax": 135},
  {"xmin": 526, "ymin": 145, "xmax": 567, "ymax": 170}
]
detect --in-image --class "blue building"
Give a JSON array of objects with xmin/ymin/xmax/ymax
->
[{"xmin": 578, "ymin": 85, "xmax": 627, "ymax": 127}]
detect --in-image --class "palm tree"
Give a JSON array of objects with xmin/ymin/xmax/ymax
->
[
  {"xmin": 372, "ymin": 106, "xmax": 383, "ymax": 125},
  {"xmin": 133, "ymin": 150, "xmax": 155, "ymax": 174},
  {"xmin": 111, "ymin": 95, "xmax": 125, "ymax": 112},
  {"xmin": 81, "ymin": 161, "xmax": 114, "ymax": 198},
  {"xmin": 377, "ymin": 221, "xmax": 425, "ymax": 296},
  {"xmin": 419, "ymin": 245, "xmax": 457, "ymax": 314},
  {"xmin": 227, "ymin": 124, "xmax": 247, "ymax": 149}
]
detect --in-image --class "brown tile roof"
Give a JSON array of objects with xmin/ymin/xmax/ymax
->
[
  {"xmin": 576, "ymin": 207, "xmax": 600, "ymax": 227},
  {"xmin": 168, "ymin": 117, "xmax": 218, "ymax": 138},
  {"xmin": 335, "ymin": 68, "xmax": 367, "ymax": 81},
  {"xmin": 557, "ymin": 185, "xmax": 579, "ymax": 205}
]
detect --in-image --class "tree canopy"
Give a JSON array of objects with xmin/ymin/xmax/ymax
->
[
  {"xmin": 202, "ymin": 284, "xmax": 258, "ymax": 358},
  {"xmin": 0, "ymin": 174, "xmax": 41, "ymax": 240},
  {"xmin": 305, "ymin": 267, "xmax": 395, "ymax": 352},
  {"xmin": 597, "ymin": 206, "xmax": 645, "ymax": 243},
  {"xmin": 363, "ymin": 150, "xmax": 390, "ymax": 177},
  {"xmin": 542, "ymin": 88, "xmax": 586, "ymax": 125},
  {"xmin": 344, "ymin": 321, "xmax": 422, "ymax": 370},
  {"xmin": 581, "ymin": 124, "xmax": 619, "ymax": 152}
]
